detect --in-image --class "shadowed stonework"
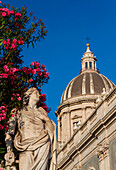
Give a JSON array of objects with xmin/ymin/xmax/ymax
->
[{"xmin": 82, "ymin": 155, "xmax": 99, "ymax": 170}]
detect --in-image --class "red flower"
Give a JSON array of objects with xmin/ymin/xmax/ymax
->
[
  {"xmin": 2, "ymin": 12, "xmax": 6, "ymax": 16},
  {"xmin": 17, "ymin": 97, "xmax": 21, "ymax": 101},
  {"xmin": 3, "ymin": 40, "xmax": 6, "ymax": 44},
  {"xmin": 30, "ymin": 62, "xmax": 34, "ymax": 66},
  {"xmin": 32, "ymin": 69, "xmax": 36, "ymax": 74},
  {"xmin": 29, "ymin": 79, "xmax": 33, "ymax": 82},
  {"xmin": 10, "ymin": 10, "xmax": 14, "ymax": 14},
  {"xmin": 41, "ymin": 64, "xmax": 45, "ymax": 69}
]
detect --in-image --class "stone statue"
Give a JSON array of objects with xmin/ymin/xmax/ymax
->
[{"xmin": 5, "ymin": 87, "xmax": 56, "ymax": 170}]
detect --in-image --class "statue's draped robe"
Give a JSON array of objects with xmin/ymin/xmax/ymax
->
[{"xmin": 10, "ymin": 107, "xmax": 56, "ymax": 170}]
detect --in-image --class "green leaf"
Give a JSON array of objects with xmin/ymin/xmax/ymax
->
[{"xmin": 0, "ymin": 41, "xmax": 3, "ymax": 46}]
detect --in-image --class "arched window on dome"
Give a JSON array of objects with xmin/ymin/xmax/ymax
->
[
  {"xmin": 89, "ymin": 62, "xmax": 92, "ymax": 69},
  {"xmin": 85, "ymin": 62, "xmax": 88, "ymax": 69}
]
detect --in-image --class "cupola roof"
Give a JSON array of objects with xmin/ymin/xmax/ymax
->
[{"xmin": 61, "ymin": 44, "xmax": 115, "ymax": 104}]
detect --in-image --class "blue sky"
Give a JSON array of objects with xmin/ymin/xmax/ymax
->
[{"xmin": 2, "ymin": 0, "xmax": 116, "ymax": 126}]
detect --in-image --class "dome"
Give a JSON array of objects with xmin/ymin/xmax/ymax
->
[
  {"xmin": 61, "ymin": 71, "xmax": 115, "ymax": 103},
  {"xmin": 61, "ymin": 43, "xmax": 115, "ymax": 104}
]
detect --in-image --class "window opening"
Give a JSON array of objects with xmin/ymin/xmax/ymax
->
[
  {"xmin": 89, "ymin": 62, "xmax": 92, "ymax": 69},
  {"xmin": 85, "ymin": 62, "xmax": 88, "ymax": 69}
]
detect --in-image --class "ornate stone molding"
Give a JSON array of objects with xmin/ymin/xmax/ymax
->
[
  {"xmin": 73, "ymin": 165, "xmax": 82, "ymax": 170},
  {"xmin": 97, "ymin": 141, "xmax": 109, "ymax": 161}
]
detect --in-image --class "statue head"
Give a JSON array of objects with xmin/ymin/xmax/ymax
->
[{"xmin": 23, "ymin": 87, "xmax": 40, "ymax": 106}]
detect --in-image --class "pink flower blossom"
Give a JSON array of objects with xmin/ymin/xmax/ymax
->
[
  {"xmin": 29, "ymin": 79, "xmax": 33, "ymax": 82},
  {"xmin": 0, "ymin": 125, "xmax": 4, "ymax": 130},
  {"xmin": 44, "ymin": 74, "xmax": 47, "ymax": 78},
  {"xmin": 20, "ymin": 40, "xmax": 23, "ymax": 44},
  {"xmin": 3, "ymin": 73, "xmax": 8, "ymax": 78},
  {"xmin": 16, "ymin": 93, "xmax": 19, "ymax": 96},
  {"xmin": 6, "ymin": 41, "xmax": 10, "ymax": 46},
  {"xmin": 0, "ymin": 1, "xmax": 2, "ymax": 3},
  {"xmin": 2, "ymin": 113, "xmax": 6, "ymax": 120},
  {"xmin": 10, "ymin": 10, "xmax": 14, "ymax": 14},
  {"xmin": 30, "ymin": 62, "xmax": 34, "ymax": 66},
  {"xmin": 5, "ymin": 127, "xmax": 8, "ymax": 131},
  {"xmin": 22, "ymin": 67, "xmax": 27, "ymax": 72},
  {"xmin": 7, "ymin": 39, "xmax": 10, "ymax": 42},
  {"xmin": 38, "ymin": 71, "xmax": 42, "ymax": 76},
  {"xmin": 35, "ymin": 63, "xmax": 40, "ymax": 67},
  {"xmin": 18, "ymin": 38, "xmax": 23, "ymax": 45},
  {"xmin": 41, "ymin": 64, "xmax": 45, "ymax": 69},
  {"xmin": 27, "ymin": 68, "xmax": 32, "ymax": 74},
  {"xmin": 17, "ymin": 97, "xmax": 21, "ymax": 101},
  {"xmin": 2, "ymin": 110, "xmax": 5, "ymax": 113},
  {"xmin": 0, "ymin": 106, "xmax": 5, "ymax": 109},
  {"xmin": 4, "ymin": 65, "xmax": 9, "ymax": 72},
  {"xmin": 18, "ymin": 40, "xmax": 21, "ymax": 44},
  {"xmin": 7, "ymin": 11, "xmax": 11, "ymax": 15},
  {"xmin": 2, "ymin": 12, "xmax": 6, "ymax": 16},
  {"xmin": 32, "ymin": 69, "xmax": 36, "ymax": 74},
  {"xmin": 13, "ymin": 39, "xmax": 17, "ymax": 43},
  {"xmin": 11, "ymin": 43, "xmax": 16, "ymax": 49},
  {"xmin": 12, "ymin": 68, "xmax": 17, "ymax": 72},
  {"xmin": 15, "ymin": 13, "xmax": 21, "ymax": 17},
  {"xmin": 11, "ymin": 97, "xmax": 13, "ymax": 100},
  {"xmin": 3, "ymin": 40, "xmax": 6, "ymax": 44},
  {"xmin": 2, "ymin": 8, "xmax": 9, "ymax": 12},
  {"xmin": 46, "ymin": 72, "xmax": 49, "ymax": 76},
  {"xmin": 36, "ymin": 68, "xmax": 40, "ymax": 72}
]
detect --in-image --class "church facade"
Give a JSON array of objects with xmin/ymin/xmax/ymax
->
[{"xmin": 55, "ymin": 44, "xmax": 116, "ymax": 170}]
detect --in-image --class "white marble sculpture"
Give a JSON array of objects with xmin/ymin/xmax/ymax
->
[{"xmin": 5, "ymin": 87, "xmax": 56, "ymax": 170}]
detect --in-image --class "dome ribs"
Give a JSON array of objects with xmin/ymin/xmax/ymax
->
[
  {"xmin": 86, "ymin": 73, "xmax": 90, "ymax": 94},
  {"xmin": 61, "ymin": 72, "xmax": 115, "ymax": 103},
  {"xmin": 92, "ymin": 73, "xmax": 104, "ymax": 94},
  {"xmin": 71, "ymin": 74, "xmax": 84, "ymax": 97}
]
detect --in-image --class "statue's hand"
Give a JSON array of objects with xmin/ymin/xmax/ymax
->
[{"xmin": 4, "ymin": 151, "xmax": 15, "ymax": 166}]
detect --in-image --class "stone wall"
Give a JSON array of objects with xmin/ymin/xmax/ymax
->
[{"xmin": 56, "ymin": 87, "xmax": 116, "ymax": 170}]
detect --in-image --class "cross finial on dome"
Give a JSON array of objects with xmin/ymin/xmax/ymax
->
[{"xmin": 86, "ymin": 37, "xmax": 90, "ymax": 43}]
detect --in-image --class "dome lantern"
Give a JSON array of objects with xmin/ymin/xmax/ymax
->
[{"xmin": 81, "ymin": 43, "xmax": 97, "ymax": 72}]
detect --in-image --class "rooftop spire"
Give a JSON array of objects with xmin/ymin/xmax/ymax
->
[
  {"xmin": 86, "ymin": 43, "xmax": 91, "ymax": 52},
  {"xmin": 81, "ymin": 43, "xmax": 97, "ymax": 73}
]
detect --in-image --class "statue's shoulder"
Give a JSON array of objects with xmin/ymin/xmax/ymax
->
[
  {"xmin": 37, "ymin": 107, "xmax": 48, "ymax": 116},
  {"xmin": 16, "ymin": 108, "xmax": 26, "ymax": 119}
]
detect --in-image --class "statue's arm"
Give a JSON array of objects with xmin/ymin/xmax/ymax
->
[
  {"xmin": 5, "ymin": 115, "xmax": 17, "ymax": 167},
  {"xmin": 5, "ymin": 115, "xmax": 17, "ymax": 150},
  {"xmin": 37, "ymin": 107, "xmax": 54, "ymax": 139}
]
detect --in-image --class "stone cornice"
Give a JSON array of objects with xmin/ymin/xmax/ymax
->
[
  {"xmin": 55, "ymin": 87, "xmax": 116, "ymax": 117},
  {"xmin": 55, "ymin": 95, "xmax": 98, "ymax": 116}
]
